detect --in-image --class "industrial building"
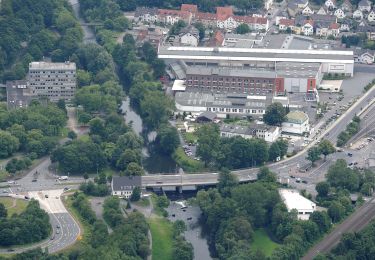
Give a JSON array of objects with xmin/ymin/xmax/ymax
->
[
  {"xmin": 279, "ymin": 189, "xmax": 316, "ymax": 220},
  {"xmin": 158, "ymin": 46, "xmax": 354, "ymax": 77},
  {"xmin": 6, "ymin": 80, "xmax": 36, "ymax": 109},
  {"xmin": 28, "ymin": 61, "xmax": 77, "ymax": 102}
]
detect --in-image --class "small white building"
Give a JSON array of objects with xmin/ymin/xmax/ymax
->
[
  {"xmin": 302, "ymin": 21, "xmax": 314, "ymax": 35},
  {"xmin": 254, "ymin": 125, "xmax": 281, "ymax": 142},
  {"xmin": 334, "ymin": 8, "xmax": 346, "ymax": 19},
  {"xmin": 265, "ymin": 0, "xmax": 273, "ymax": 10},
  {"xmin": 325, "ymin": 0, "xmax": 336, "ymax": 9},
  {"xmin": 282, "ymin": 111, "xmax": 310, "ymax": 135},
  {"xmin": 279, "ymin": 189, "xmax": 316, "ymax": 220},
  {"xmin": 111, "ymin": 176, "xmax": 142, "ymax": 199},
  {"xmin": 353, "ymin": 9, "xmax": 364, "ymax": 20},
  {"xmin": 368, "ymin": 9, "xmax": 375, "ymax": 22},
  {"xmin": 302, "ymin": 5, "xmax": 314, "ymax": 15},
  {"xmin": 360, "ymin": 52, "xmax": 375, "ymax": 64},
  {"xmin": 220, "ymin": 124, "xmax": 280, "ymax": 142}
]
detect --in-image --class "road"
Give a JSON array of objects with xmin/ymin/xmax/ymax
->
[
  {"xmin": 143, "ymin": 86, "xmax": 375, "ymax": 194},
  {"xmin": 303, "ymin": 197, "xmax": 375, "ymax": 259}
]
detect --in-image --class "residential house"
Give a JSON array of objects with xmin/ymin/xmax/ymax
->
[
  {"xmin": 179, "ymin": 25, "xmax": 199, "ymax": 46},
  {"xmin": 317, "ymin": 6, "xmax": 329, "ymax": 15},
  {"xmin": 111, "ymin": 176, "xmax": 141, "ymax": 199},
  {"xmin": 325, "ymin": 0, "xmax": 336, "ymax": 9},
  {"xmin": 279, "ymin": 18, "xmax": 295, "ymax": 31},
  {"xmin": 252, "ymin": 125, "xmax": 280, "ymax": 142},
  {"xmin": 341, "ymin": 0, "xmax": 353, "ymax": 12},
  {"xmin": 134, "ymin": 7, "xmax": 158, "ymax": 23},
  {"xmin": 340, "ymin": 22, "xmax": 350, "ymax": 31},
  {"xmin": 180, "ymin": 4, "xmax": 198, "ymax": 17},
  {"xmin": 328, "ymin": 22, "xmax": 340, "ymax": 37},
  {"xmin": 358, "ymin": 0, "xmax": 372, "ymax": 12},
  {"xmin": 265, "ymin": 0, "xmax": 273, "ymax": 10},
  {"xmin": 158, "ymin": 9, "xmax": 192, "ymax": 25},
  {"xmin": 353, "ymin": 9, "xmax": 364, "ymax": 20},
  {"xmin": 358, "ymin": 23, "xmax": 375, "ymax": 40},
  {"xmin": 135, "ymin": 27, "xmax": 164, "ymax": 48},
  {"xmin": 368, "ymin": 9, "xmax": 375, "ymax": 22},
  {"xmin": 302, "ymin": 20, "xmax": 314, "ymax": 35},
  {"xmin": 196, "ymin": 111, "xmax": 217, "ymax": 123},
  {"xmin": 276, "ymin": 16, "xmax": 288, "ymax": 25},
  {"xmin": 359, "ymin": 52, "xmax": 375, "ymax": 64},
  {"xmin": 302, "ymin": 5, "xmax": 314, "ymax": 15},
  {"xmin": 220, "ymin": 124, "xmax": 253, "ymax": 139},
  {"xmin": 207, "ymin": 30, "xmax": 225, "ymax": 47},
  {"xmin": 287, "ymin": 0, "xmax": 309, "ymax": 17},
  {"xmin": 235, "ymin": 16, "xmax": 269, "ymax": 31},
  {"xmin": 315, "ymin": 21, "xmax": 331, "ymax": 37},
  {"xmin": 334, "ymin": 8, "xmax": 346, "ymax": 19},
  {"xmin": 282, "ymin": 111, "xmax": 310, "ymax": 135},
  {"xmin": 310, "ymin": 13, "xmax": 337, "ymax": 23}
]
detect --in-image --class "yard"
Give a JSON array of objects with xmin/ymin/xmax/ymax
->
[
  {"xmin": 148, "ymin": 217, "xmax": 173, "ymax": 260},
  {"xmin": 0, "ymin": 197, "xmax": 28, "ymax": 217},
  {"xmin": 251, "ymin": 229, "xmax": 280, "ymax": 257}
]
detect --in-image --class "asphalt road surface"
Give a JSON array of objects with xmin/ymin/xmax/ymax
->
[{"xmin": 303, "ymin": 197, "xmax": 375, "ymax": 260}]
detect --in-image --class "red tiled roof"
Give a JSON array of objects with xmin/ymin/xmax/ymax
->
[
  {"xmin": 158, "ymin": 9, "xmax": 191, "ymax": 19},
  {"xmin": 216, "ymin": 6, "xmax": 233, "ymax": 20},
  {"xmin": 181, "ymin": 4, "xmax": 198, "ymax": 14},
  {"xmin": 279, "ymin": 18, "xmax": 295, "ymax": 26},
  {"xmin": 234, "ymin": 16, "xmax": 268, "ymax": 25},
  {"xmin": 196, "ymin": 12, "xmax": 217, "ymax": 21},
  {"xmin": 329, "ymin": 22, "xmax": 339, "ymax": 29}
]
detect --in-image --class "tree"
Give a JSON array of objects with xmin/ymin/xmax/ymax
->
[
  {"xmin": 306, "ymin": 146, "xmax": 321, "ymax": 166},
  {"xmin": 0, "ymin": 204, "xmax": 7, "ymax": 218},
  {"xmin": 172, "ymin": 220, "xmax": 187, "ymax": 237},
  {"xmin": 326, "ymin": 159, "xmax": 359, "ymax": 191},
  {"xmin": 328, "ymin": 201, "xmax": 345, "ymax": 222},
  {"xmin": 0, "ymin": 131, "xmax": 20, "ymax": 158},
  {"xmin": 194, "ymin": 22, "xmax": 205, "ymax": 40},
  {"xmin": 57, "ymin": 99, "xmax": 66, "ymax": 113},
  {"xmin": 319, "ymin": 139, "xmax": 335, "ymax": 160},
  {"xmin": 316, "ymin": 181, "xmax": 330, "ymax": 197},
  {"xmin": 310, "ymin": 211, "xmax": 331, "ymax": 233},
  {"xmin": 68, "ymin": 131, "xmax": 77, "ymax": 139},
  {"xmin": 155, "ymin": 125, "xmax": 180, "ymax": 155},
  {"xmin": 196, "ymin": 124, "xmax": 221, "ymax": 167},
  {"xmin": 130, "ymin": 187, "xmax": 141, "ymax": 201},
  {"xmin": 124, "ymin": 162, "xmax": 144, "ymax": 176},
  {"xmin": 218, "ymin": 169, "xmax": 238, "ymax": 196},
  {"xmin": 263, "ymin": 102, "xmax": 286, "ymax": 126},
  {"xmin": 269, "ymin": 142, "xmax": 281, "ymax": 161},
  {"xmin": 257, "ymin": 167, "xmax": 277, "ymax": 182},
  {"xmin": 236, "ymin": 23, "xmax": 251, "ymax": 34}
]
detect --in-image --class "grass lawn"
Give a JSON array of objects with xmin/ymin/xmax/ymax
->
[
  {"xmin": 0, "ymin": 197, "xmax": 28, "ymax": 216},
  {"xmin": 134, "ymin": 198, "xmax": 150, "ymax": 207},
  {"xmin": 148, "ymin": 217, "xmax": 173, "ymax": 260},
  {"xmin": 252, "ymin": 229, "xmax": 280, "ymax": 257},
  {"xmin": 183, "ymin": 132, "xmax": 198, "ymax": 144}
]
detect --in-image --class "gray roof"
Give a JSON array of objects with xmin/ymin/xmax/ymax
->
[
  {"xmin": 220, "ymin": 124, "xmax": 254, "ymax": 136},
  {"xmin": 186, "ymin": 66, "xmax": 277, "ymax": 78},
  {"xmin": 358, "ymin": 0, "xmax": 371, "ymax": 7},
  {"xmin": 276, "ymin": 62, "xmax": 321, "ymax": 78},
  {"xmin": 159, "ymin": 46, "xmax": 354, "ymax": 62},
  {"xmin": 224, "ymin": 33, "xmax": 260, "ymax": 41},
  {"xmin": 135, "ymin": 7, "xmax": 158, "ymax": 17},
  {"xmin": 6, "ymin": 80, "xmax": 36, "ymax": 110},
  {"xmin": 112, "ymin": 176, "xmax": 141, "ymax": 191},
  {"xmin": 197, "ymin": 111, "xmax": 217, "ymax": 120},
  {"xmin": 310, "ymin": 14, "xmax": 337, "ymax": 23}
]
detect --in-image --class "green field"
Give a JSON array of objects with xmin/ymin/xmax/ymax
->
[
  {"xmin": 148, "ymin": 217, "xmax": 173, "ymax": 260},
  {"xmin": 252, "ymin": 229, "xmax": 280, "ymax": 257},
  {"xmin": 0, "ymin": 197, "xmax": 28, "ymax": 216}
]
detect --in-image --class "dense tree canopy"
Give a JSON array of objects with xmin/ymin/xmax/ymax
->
[{"xmin": 263, "ymin": 102, "xmax": 287, "ymax": 126}]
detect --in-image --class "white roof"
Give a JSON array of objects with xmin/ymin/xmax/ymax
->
[
  {"xmin": 279, "ymin": 189, "xmax": 316, "ymax": 212},
  {"xmin": 29, "ymin": 61, "xmax": 76, "ymax": 70},
  {"xmin": 172, "ymin": 80, "xmax": 187, "ymax": 91}
]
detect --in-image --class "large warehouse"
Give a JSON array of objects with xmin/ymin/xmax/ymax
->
[{"xmin": 158, "ymin": 46, "xmax": 354, "ymax": 77}]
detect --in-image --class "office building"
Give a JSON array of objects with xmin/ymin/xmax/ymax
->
[
  {"xmin": 6, "ymin": 80, "xmax": 36, "ymax": 109},
  {"xmin": 28, "ymin": 61, "xmax": 76, "ymax": 102}
]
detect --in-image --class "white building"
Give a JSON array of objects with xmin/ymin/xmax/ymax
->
[
  {"xmin": 353, "ymin": 9, "xmax": 364, "ymax": 20},
  {"xmin": 255, "ymin": 125, "xmax": 281, "ymax": 142},
  {"xmin": 302, "ymin": 21, "xmax": 314, "ymax": 35},
  {"xmin": 325, "ymin": 0, "xmax": 336, "ymax": 9},
  {"xmin": 111, "ymin": 176, "xmax": 141, "ymax": 199},
  {"xmin": 265, "ymin": 0, "xmax": 273, "ymax": 10},
  {"xmin": 359, "ymin": 52, "xmax": 375, "ymax": 64},
  {"xmin": 302, "ymin": 5, "xmax": 314, "ymax": 15},
  {"xmin": 334, "ymin": 8, "xmax": 346, "ymax": 19},
  {"xmin": 220, "ymin": 124, "xmax": 280, "ymax": 142},
  {"xmin": 282, "ymin": 111, "xmax": 310, "ymax": 135},
  {"xmin": 28, "ymin": 61, "xmax": 76, "ymax": 102},
  {"xmin": 279, "ymin": 189, "xmax": 316, "ymax": 220},
  {"xmin": 368, "ymin": 9, "xmax": 375, "ymax": 22}
]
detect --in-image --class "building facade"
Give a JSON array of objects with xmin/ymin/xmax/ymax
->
[
  {"xmin": 279, "ymin": 189, "xmax": 316, "ymax": 220},
  {"xmin": 111, "ymin": 176, "xmax": 141, "ymax": 199},
  {"xmin": 282, "ymin": 111, "xmax": 310, "ymax": 135},
  {"xmin": 28, "ymin": 61, "xmax": 76, "ymax": 102}
]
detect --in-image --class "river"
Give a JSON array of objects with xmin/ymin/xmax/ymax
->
[{"xmin": 68, "ymin": 0, "xmax": 96, "ymax": 43}]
